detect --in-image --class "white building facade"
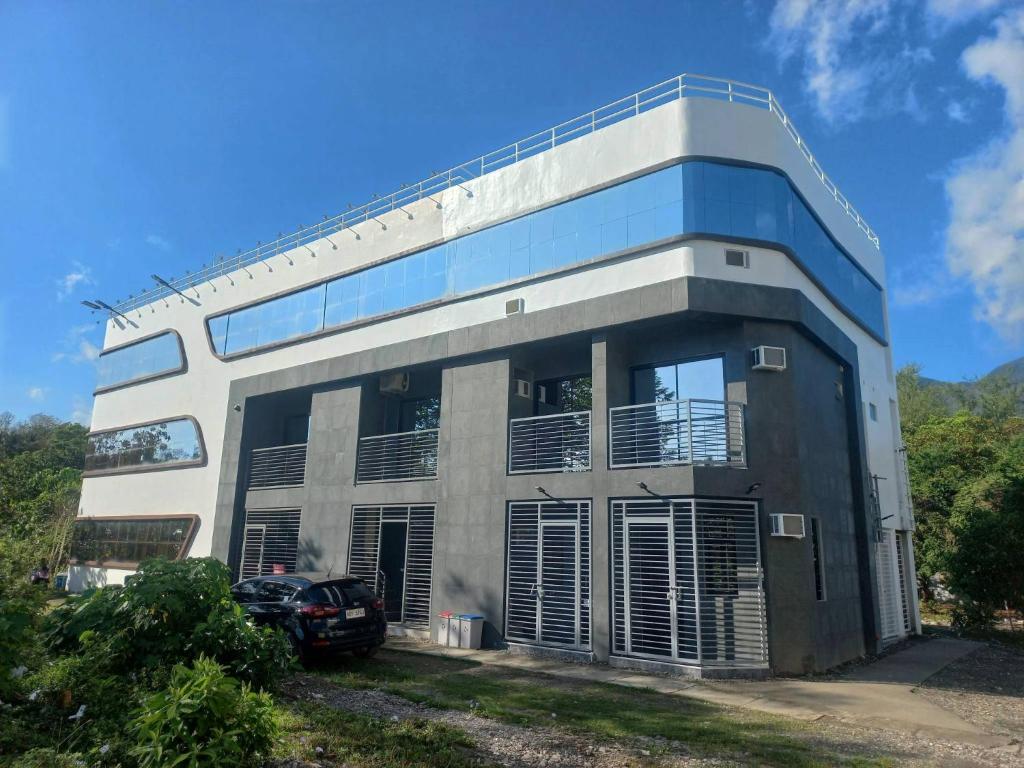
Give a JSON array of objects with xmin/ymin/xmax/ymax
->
[{"xmin": 72, "ymin": 76, "xmax": 919, "ymax": 675}]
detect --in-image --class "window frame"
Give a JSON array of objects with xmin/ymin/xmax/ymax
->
[
  {"xmin": 629, "ymin": 353, "xmax": 727, "ymax": 405},
  {"xmin": 82, "ymin": 415, "xmax": 207, "ymax": 478},
  {"xmin": 69, "ymin": 514, "xmax": 199, "ymax": 569},
  {"xmin": 94, "ymin": 329, "xmax": 187, "ymax": 395},
  {"xmin": 810, "ymin": 517, "xmax": 827, "ymax": 602}
]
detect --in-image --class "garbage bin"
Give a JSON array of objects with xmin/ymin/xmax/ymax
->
[
  {"xmin": 436, "ymin": 610, "xmax": 457, "ymax": 647},
  {"xmin": 457, "ymin": 614, "xmax": 484, "ymax": 650}
]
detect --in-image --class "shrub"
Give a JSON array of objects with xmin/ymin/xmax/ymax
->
[
  {"xmin": 8, "ymin": 748, "xmax": 87, "ymax": 768},
  {"xmin": 0, "ymin": 596, "xmax": 39, "ymax": 699},
  {"xmin": 129, "ymin": 656, "xmax": 276, "ymax": 768},
  {"xmin": 44, "ymin": 556, "xmax": 289, "ymax": 690},
  {"xmin": 950, "ymin": 598, "xmax": 997, "ymax": 632}
]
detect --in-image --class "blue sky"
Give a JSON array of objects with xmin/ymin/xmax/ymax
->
[{"xmin": 1, "ymin": 0, "xmax": 1022, "ymax": 424}]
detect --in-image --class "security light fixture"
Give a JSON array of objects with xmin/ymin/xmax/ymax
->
[
  {"xmin": 81, "ymin": 300, "xmax": 102, "ymax": 310},
  {"xmin": 92, "ymin": 299, "xmax": 130, "ymax": 321},
  {"xmin": 151, "ymin": 274, "xmax": 189, "ymax": 302}
]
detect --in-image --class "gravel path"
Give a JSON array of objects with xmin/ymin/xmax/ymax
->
[
  {"xmin": 917, "ymin": 643, "xmax": 1024, "ymax": 739},
  {"xmin": 277, "ymin": 669, "xmax": 1024, "ymax": 768}
]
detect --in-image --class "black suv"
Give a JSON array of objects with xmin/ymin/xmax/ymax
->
[{"xmin": 231, "ymin": 573, "xmax": 387, "ymax": 660}]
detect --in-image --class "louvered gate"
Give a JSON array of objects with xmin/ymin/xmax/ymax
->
[
  {"xmin": 895, "ymin": 532, "xmax": 911, "ymax": 633},
  {"xmin": 877, "ymin": 530, "xmax": 907, "ymax": 642},
  {"xmin": 348, "ymin": 505, "xmax": 435, "ymax": 628},
  {"xmin": 505, "ymin": 501, "xmax": 591, "ymax": 650},
  {"xmin": 239, "ymin": 509, "xmax": 301, "ymax": 579},
  {"xmin": 612, "ymin": 498, "xmax": 767, "ymax": 668}
]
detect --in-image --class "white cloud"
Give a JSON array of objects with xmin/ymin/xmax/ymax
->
[
  {"xmin": 145, "ymin": 234, "xmax": 172, "ymax": 251},
  {"xmin": 944, "ymin": 7, "xmax": 1024, "ymax": 341},
  {"xmin": 768, "ymin": 0, "xmax": 906, "ymax": 123},
  {"xmin": 70, "ymin": 395, "xmax": 92, "ymax": 427},
  {"xmin": 927, "ymin": 0, "xmax": 1006, "ymax": 23},
  {"xmin": 891, "ymin": 257, "xmax": 960, "ymax": 306},
  {"xmin": 26, "ymin": 386, "xmax": 45, "ymax": 402},
  {"xmin": 56, "ymin": 261, "xmax": 94, "ymax": 301},
  {"xmin": 53, "ymin": 323, "xmax": 100, "ymax": 365},
  {"xmin": 945, "ymin": 99, "xmax": 971, "ymax": 122}
]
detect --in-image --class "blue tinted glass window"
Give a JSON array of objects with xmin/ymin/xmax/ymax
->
[
  {"xmin": 85, "ymin": 418, "xmax": 203, "ymax": 472},
  {"xmin": 96, "ymin": 332, "xmax": 184, "ymax": 389},
  {"xmin": 207, "ymin": 160, "xmax": 885, "ymax": 355}
]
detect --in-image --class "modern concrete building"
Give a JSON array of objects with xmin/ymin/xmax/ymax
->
[{"xmin": 71, "ymin": 75, "xmax": 920, "ymax": 676}]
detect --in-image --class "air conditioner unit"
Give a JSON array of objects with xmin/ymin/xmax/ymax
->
[
  {"xmin": 752, "ymin": 345, "xmax": 787, "ymax": 372},
  {"xmin": 769, "ymin": 513, "xmax": 806, "ymax": 538},
  {"xmin": 505, "ymin": 297, "xmax": 525, "ymax": 316},
  {"xmin": 379, "ymin": 372, "xmax": 410, "ymax": 395},
  {"xmin": 514, "ymin": 379, "xmax": 532, "ymax": 399}
]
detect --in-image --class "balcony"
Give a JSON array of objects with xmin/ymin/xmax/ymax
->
[
  {"xmin": 508, "ymin": 411, "xmax": 591, "ymax": 474},
  {"xmin": 356, "ymin": 429, "xmax": 439, "ymax": 483},
  {"xmin": 248, "ymin": 443, "xmax": 308, "ymax": 489},
  {"xmin": 609, "ymin": 399, "xmax": 745, "ymax": 469}
]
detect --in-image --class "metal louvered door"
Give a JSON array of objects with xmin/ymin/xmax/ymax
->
[
  {"xmin": 877, "ymin": 530, "xmax": 902, "ymax": 642},
  {"xmin": 539, "ymin": 521, "xmax": 579, "ymax": 647},
  {"xmin": 238, "ymin": 509, "xmax": 301, "ymax": 578},
  {"xmin": 240, "ymin": 525, "xmax": 266, "ymax": 579},
  {"xmin": 348, "ymin": 505, "xmax": 435, "ymax": 628},
  {"xmin": 895, "ymin": 532, "xmax": 911, "ymax": 633},
  {"xmin": 624, "ymin": 516, "xmax": 676, "ymax": 659},
  {"xmin": 505, "ymin": 501, "xmax": 590, "ymax": 650}
]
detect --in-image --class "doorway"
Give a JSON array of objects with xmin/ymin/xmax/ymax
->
[{"xmin": 378, "ymin": 521, "xmax": 408, "ymax": 623}]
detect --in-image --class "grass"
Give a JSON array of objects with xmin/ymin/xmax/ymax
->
[
  {"xmin": 274, "ymin": 699, "xmax": 490, "ymax": 768},
  {"xmin": 311, "ymin": 649, "xmax": 897, "ymax": 768}
]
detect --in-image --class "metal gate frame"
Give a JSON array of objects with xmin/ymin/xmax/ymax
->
[
  {"xmin": 612, "ymin": 498, "xmax": 768, "ymax": 669},
  {"xmin": 348, "ymin": 505, "xmax": 435, "ymax": 628},
  {"xmin": 505, "ymin": 500, "xmax": 591, "ymax": 651},
  {"xmin": 238, "ymin": 508, "xmax": 302, "ymax": 579}
]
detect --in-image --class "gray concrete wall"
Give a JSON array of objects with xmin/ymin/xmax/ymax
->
[{"xmin": 210, "ymin": 275, "xmax": 878, "ymax": 674}]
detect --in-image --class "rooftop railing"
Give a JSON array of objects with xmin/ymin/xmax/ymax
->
[{"xmin": 110, "ymin": 73, "xmax": 878, "ymax": 316}]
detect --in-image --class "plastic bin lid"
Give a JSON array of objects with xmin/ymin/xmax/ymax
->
[
  {"xmin": 457, "ymin": 613, "xmax": 485, "ymax": 620},
  {"xmin": 438, "ymin": 610, "xmax": 455, "ymax": 617}
]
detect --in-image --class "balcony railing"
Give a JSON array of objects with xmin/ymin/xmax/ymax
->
[
  {"xmin": 609, "ymin": 399, "xmax": 745, "ymax": 469},
  {"xmin": 248, "ymin": 443, "xmax": 307, "ymax": 489},
  {"xmin": 508, "ymin": 411, "xmax": 591, "ymax": 474},
  {"xmin": 356, "ymin": 429, "xmax": 439, "ymax": 483}
]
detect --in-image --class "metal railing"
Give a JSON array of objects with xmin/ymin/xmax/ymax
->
[
  {"xmin": 110, "ymin": 73, "xmax": 878, "ymax": 316},
  {"xmin": 609, "ymin": 399, "xmax": 745, "ymax": 469},
  {"xmin": 356, "ymin": 429, "xmax": 439, "ymax": 483},
  {"xmin": 248, "ymin": 443, "xmax": 307, "ymax": 489},
  {"xmin": 508, "ymin": 411, "xmax": 592, "ymax": 474}
]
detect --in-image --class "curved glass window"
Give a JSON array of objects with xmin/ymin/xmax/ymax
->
[
  {"xmin": 208, "ymin": 161, "xmax": 885, "ymax": 356},
  {"xmin": 85, "ymin": 418, "xmax": 204, "ymax": 473},
  {"xmin": 96, "ymin": 331, "xmax": 184, "ymax": 390},
  {"xmin": 71, "ymin": 516, "xmax": 197, "ymax": 566}
]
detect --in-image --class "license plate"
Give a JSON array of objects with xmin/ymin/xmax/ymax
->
[{"xmin": 345, "ymin": 608, "xmax": 365, "ymax": 619}]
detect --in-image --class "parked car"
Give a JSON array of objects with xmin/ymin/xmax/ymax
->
[{"xmin": 230, "ymin": 573, "xmax": 387, "ymax": 661}]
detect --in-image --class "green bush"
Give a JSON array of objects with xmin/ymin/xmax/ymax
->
[
  {"xmin": 7, "ymin": 747, "xmax": 87, "ymax": 768},
  {"xmin": 45, "ymin": 557, "xmax": 291, "ymax": 690},
  {"xmin": 129, "ymin": 656, "xmax": 276, "ymax": 768},
  {"xmin": 0, "ymin": 596, "xmax": 39, "ymax": 699}
]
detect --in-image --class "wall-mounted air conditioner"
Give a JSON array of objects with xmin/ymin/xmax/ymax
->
[
  {"xmin": 514, "ymin": 379, "xmax": 532, "ymax": 399},
  {"xmin": 379, "ymin": 372, "xmax": 410, "ymax": 394},
  {"xmin": 505, "ymin": 298, "xmax": 525, "ymax": 316},
  {"xmin": 752, "ymin": 345, "xmax": 787, "ymax": 372},
  {"xmin": 769, "ymin": 513, "xmax": 806, "ymax": 538}
]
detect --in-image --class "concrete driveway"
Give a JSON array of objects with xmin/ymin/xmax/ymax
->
[{"xmin": 390, "ymin": 636, "xmax": 1016, "ymax": 751}]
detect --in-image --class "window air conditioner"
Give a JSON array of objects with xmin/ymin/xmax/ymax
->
[
  {"xmin": 514, "ymin": 379, "xmax": 532, "ymax": 399},
  {"xmin": 769, "ymin": 513, "xmax": 806, "ymax": 538},
  {"xmin": 379, "ymin": 372, "xmax": 410, "ymax": 395},
  {"xmin": 752, "ymin": 345, "xmax": 787, "ymax": 371},
  {"xmin": 505, "ymin": 298, "xmax": 525, "ymax": 315}
]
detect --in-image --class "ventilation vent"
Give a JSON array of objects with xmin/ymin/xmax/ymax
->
[
  {"xmin": 751, "ymin": 345, "xmax": 787, "ymax": 371},
  {"xmin": 505, "ymin": 298, "xmax": 525, "ymax": 315},
  {"xmin": 769, "ymin": 513, "xmax": 806, "ymax": 538},
  {"xmin": 725, "ymin": 249, "xmax": 749, "ymax": 268}
]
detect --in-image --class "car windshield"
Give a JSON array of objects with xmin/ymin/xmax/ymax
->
[{"xmin": 305, "ymin": 580, "xmax": 374, "ymax": 607}]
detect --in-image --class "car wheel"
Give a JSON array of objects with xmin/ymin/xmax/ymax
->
[
  {"xmin": 287, "ymin": 632, "xmax": 308, "ymax": 665},
  {"xmin": 353, "ymin": 645, "xmax": 378, "ymax": 658}
]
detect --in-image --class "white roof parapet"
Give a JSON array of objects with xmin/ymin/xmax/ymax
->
[{"xmin": 111, "ymin": 73, "xmax": 879, "ymax": 315}]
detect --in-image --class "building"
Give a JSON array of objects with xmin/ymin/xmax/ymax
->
[{"xmin": 70, "ymin": 74, "xmax": 920, "ymax": 676}]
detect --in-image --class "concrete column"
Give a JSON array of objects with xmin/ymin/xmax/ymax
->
[
  {"xmin": 300, "ymin": 384, "xmax": 362, "ymax": 573},
  {"xmin": 433, "ymin": 356, "xmax": 511, "ymax": 646}
]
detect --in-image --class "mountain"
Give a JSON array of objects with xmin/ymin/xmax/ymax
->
[{"xmin": 920, "ymin": 356, "xmax": 1024, "ymax": 415}]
